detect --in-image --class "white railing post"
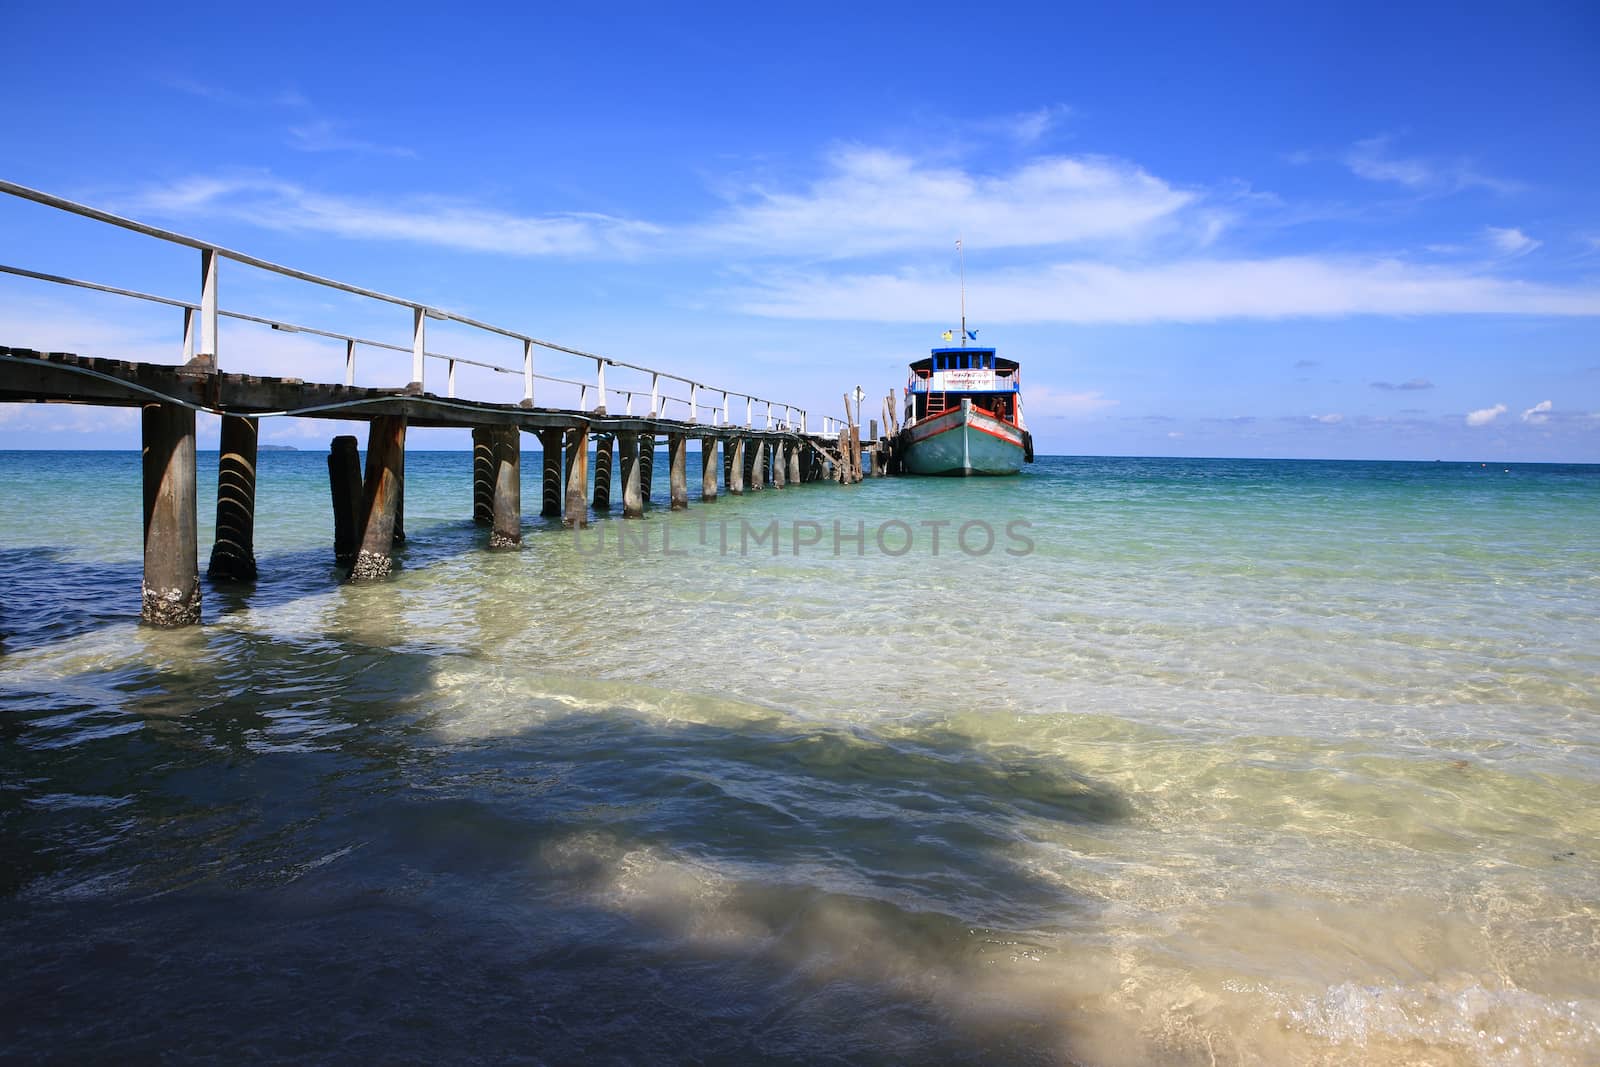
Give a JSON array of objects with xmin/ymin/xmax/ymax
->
[
  {"xmin": 801, "ymin": 411, "xmax": 808, "ymax": 434},
  {"xmin": 411, "ymin": 307, "xmax": 426, "ymax": 390},
  {"xmin": 345, "ymin": 338, "xmax": 356, "ymax": 386},
  {"xmin": 625, "ymin": 391, "xmax": 634, "ymax": 416},
  {"xmin": 596, "ymin": 358, "xmax": 607, "ymax": 413},
  {"xmin": 650, "ymin": 373, "xmax": 660, "ymax": 417},
  {"xmin": 199, "ymin": 248, "xmax": 218, "ymax": 365},
  {"xmin": 689, "ymin": 382, "xmax": 698, "ymax": 424},
  {"xmin": 723, "ymin": 392, "xmax": 730, "ymax": 426},
  {"xmin": 522, "ymin": 339, "xmax": 535, "ymax": 406},
  {"xmin": 448, "ymin": 359, "xmax": 457, "ymax": 398},
  {"xmin": 745, "ymin": 396, "xmax": 752, "ymax": 428},
  {"xmin": 182, "ymin": 306, "xmax": 195, "ymax": 364},
  {"xmin": 579, "ymin": 384, "xmax": 589, "ymax": 410},
  {"xmin": 765, "ymin": 401, "xmax": 772, "ymax": 431}
]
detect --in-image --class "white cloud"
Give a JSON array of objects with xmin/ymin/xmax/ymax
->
[
  {"xmin": 1343, "ymin": 136, "xmax": 1519, "ymax": 194},
  {"xmin": 734, "ymin": 257, "xmax": 1600, "ymax": 323},
  {"xmin": 1486, "ymin": 226, "xmax": 1540, "ymax": 256},
  {"xmin": 1521, "ymin": 399, "xmax": 1552, "ymax": 424},
  {"xmin": 1312, "ymin": 413, "xmax": 1343, "ymax": 424},
  {"xmin": 126, "ymin": 176, "xmax": 662, "ymax": 257},
  {"xmin": 696, "ymin": 148, "xmax": 1195, "ymax": 256},
  {"xmin": 1466, "ymin": 403, "xmax": 1507, "ymax": 427},
  {"xmin": 286, "ymin": 119, "xmax": 417, "ymax": 159}
]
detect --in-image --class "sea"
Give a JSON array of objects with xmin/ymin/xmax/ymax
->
[{"xmin": 2, "ymin": 450, "xmax": 1597, "ymax": 1065}]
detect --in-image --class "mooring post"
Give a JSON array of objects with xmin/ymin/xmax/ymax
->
[
  {"xmin": 772, "ymin": 439, "xmax": 787, "ymax": 489},
  {"xmin": 490, "ymin": 426, "xmax": 521, "ymax": 548},
  {"xmin": 539, "ymin": 428, "xmax": 563, "ymax": 518},
  {"xmin": 141, "ymin": 402, "xmax": 200, "ymax": 626},
  {"xmin": 207, "ymin": 414, "xmax": 258, "ymax": 583},
  {"xmin": 730, "ymin": 437, "xmax": 746, "ymax": 494},
  {"xmin": 618, "ymin": 432, "xmax": 643, "ymax": 517},
  {"xmin": 701, "ymin": 436, "xmax": 719, "ymax": 501},
  {"xmin": 750, "ymin": 438, "xmax": 766, "ymax": 490},
  {"xmin": 352, "ymin": 415, "xmax": 406, "ymax": 580},
  {"xmin": 593, "ymin": 434, "xmax": 614, "ymax": 510},
  {"xmin": 327, "ymin": 435, "xmax": 363, "ymax": 568},
  {"xmin": 639, "ymin": 436, "xmax": 654, "ymax": 503},
  {"xmin": 667, "ymin": 433, "xmax": 689, "ymax": 510},
  {"xmin": 564, "ymin": 427, "xmax": 590, "ymax": 528},
  {"xmin": 472, "ymin": 426, "xmax": 494, "ymax": 525}
]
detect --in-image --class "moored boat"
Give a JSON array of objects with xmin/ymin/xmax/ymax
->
[{"xmin": 898, "ymin": 345, "xmax": 1033, "ymax": 476}]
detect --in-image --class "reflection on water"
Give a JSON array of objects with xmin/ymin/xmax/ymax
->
[{"xmin": 2, "ymin": 452, "xmax": 1598, "ymax": 1064}]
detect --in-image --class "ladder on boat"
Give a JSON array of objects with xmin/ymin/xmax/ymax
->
[{"xmin": 926, "ymin": 391, "xmax": 948, "ymax": 416}]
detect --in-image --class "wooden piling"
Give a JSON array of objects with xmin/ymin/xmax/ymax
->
[
  {"xmin": 472, "ymin": 426, "xmax": 494, "ymax": 525},
  {"xmin": 618, "ymin": 432, "xmax": 643, "ymax": 517},
  {"xmin": 730, "ymin": 437, "xmax": 746, "ymax": 494},
  {"xmin": 639, "ymin": 436, "xmax": 654, "ymax": 503},
  {"xmin": 564, "ymin": 427, "xmax": 589, "ymax": 528},
  {"xmin": 701, "ymin": 437, "xmax": 719, "ymax": 501},
  {"xmin": 750, "ymin": 439, "xmax": 765, "ymax": 490},
  {"xmin": 327, "ymin": 435, "xmax": 363, "ymax": 569},
  {"xmin": 772, "ymin": 439, "xmax": 786, "ymax": 489},
  {"xmin": 539, "ymin": 428, "xmax": 563, "ymax": 518},
  {"xmin": 352, "ymin": 414, "xmax": 406, "ymax": 581},
  {"xmin": 668, "ymin": 432, "xmax": 689, "ymax": 510},
  {"xmin": 141, "ymin": 402, "xmax": 200, "ymax": 626},
  {"xmin": 207, "ymin": 413, "xmax": 258, "ymax": 583},
  {"xmin": 593, "ymin": 434, "xmax": 613, "ymax": 510},
  {"xmin": 788, "ymin": 441, "xmax": 801, "ymax": 485},
  {"xmin": 490, "ymin": 427, "xmax": 521, "ymax": 548}
]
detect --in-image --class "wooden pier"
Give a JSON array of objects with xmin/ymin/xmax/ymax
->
[{"xmin": 0, "ymin": 180, "xmax": 887, "ymax": 628}]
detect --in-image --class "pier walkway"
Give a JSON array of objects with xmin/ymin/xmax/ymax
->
[{"xmin": 0, "ymin": 181, "xmax": 873, "ymax": 627}]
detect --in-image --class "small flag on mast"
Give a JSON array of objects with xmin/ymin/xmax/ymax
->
[{"xmin": 941, "ymin": 329, "xmax": 953, "ymax": 341}]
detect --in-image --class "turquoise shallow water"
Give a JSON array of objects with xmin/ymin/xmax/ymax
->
[{"xmin": 2, "ymin": 449, "xmax": 1598, "ymax": 1064}]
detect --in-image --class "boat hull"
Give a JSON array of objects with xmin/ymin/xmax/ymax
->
[{"xmin": 899, "ymin": 404, "xmax": 1027, "ymax": 476}]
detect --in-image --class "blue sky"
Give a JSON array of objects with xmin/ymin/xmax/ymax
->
[{"xmin": 2, "ymin": 1, "xmax": 1597, "ymax": 459}]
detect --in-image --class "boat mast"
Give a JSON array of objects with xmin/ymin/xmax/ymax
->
[{"xmin": 957, "ymin": 236, "xmax": 967, "ymax": 347}]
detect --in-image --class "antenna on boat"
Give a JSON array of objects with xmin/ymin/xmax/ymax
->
[{"xmin": 956, "ymin": 236, "xmax": 967, "ymax": 347}]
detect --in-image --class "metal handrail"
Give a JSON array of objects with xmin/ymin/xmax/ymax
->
[{"xmin": 0, "ymin": 179, "xmax": 805, "ymax": 427}]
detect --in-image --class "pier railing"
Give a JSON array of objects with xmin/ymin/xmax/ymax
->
[{"xmin": 0, "ymin": 180, "xmax": 807, "ymax": 431}]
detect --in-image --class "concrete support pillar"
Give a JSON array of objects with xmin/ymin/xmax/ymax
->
[
  {"xmin": 788, "ymin": 441, "xmax": 801, "ymax": 485},
  {"xmin": 639, "ymin": 436, "xmax": 654, "ymax": 503},
  {"xmin": 207, "ymin": 414, "xmax": 258, "ymax": 582},
  {"xmin": 701, "ymin": 437, "xmax": 718, "ymax": 501},
  {"xmin": 668, "ymin": 433, "xmax": 689, "ymax": 510},
  {"xmin": 772, "ymin": 440, "xmax": 786, "ymax": 489},
  {"xmin": 490, "ymin": 427, "xmax": 521, "ymax": 548},
  {"xmin": 352, "ymin": 414, "xmax": 406, "ymax": 581},
  {"xmin": 729, "ymin": 437, "xmax": 746, "ymax": 494},
  {"xmin": 141, "ymin": 402, "xmax": 200, "ymax": 626},
  {"xmin": 472, "ymin": 426, "xmax": 495, "ymax": 525},
  {"xmin": 564, "ymin": 427, "xmax": 589, "ymax": 528},
  {"xmin": 750, "ymin": 439, "xmax": 766, "ymax": 490},
  {"xmin": 539, "ymin": 429, "xmax": 563, "ymax": 518},
  {"xmin": 327, "ymin": 435, "xmax": 362, "ymax": 568},
  {"xmin": 618, "ymin": 432, "xmax": 643, "ymax": 518},
  {"xmin": 593, "ymin": 434, "xmax": 613, "ymax": 510}
]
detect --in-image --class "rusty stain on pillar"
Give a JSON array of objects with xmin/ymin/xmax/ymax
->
[
  {"xmin": 207, "ymin": 414, "xmax": 258, "ymax": 582},
  {"xmin": 618, "ymin": 432, "xmax": 643, "ymax": 517},
  {"xmin": 489, "ymin": 427, "xmax": 522, "ymax": 548},
  {"xmin": 564, "ymin": 427, "xmax": 590, "ymax": 528},
  {"xmin": 327, "ymin": 435, "xmax": 363, "ymax": 568},
  {"xmin": 701, "ymin": 437, "xmax": 718, "ymax": 501},
  {"xmin": 351, "ymin": 415, "xmax": 406, "ymax": 581},
  {"xmin": 471, "ymin": 426, "xmax": 494, "ymax": 525},
  {"xmin": 539, "ymin": 428, "xmax": 563, "ymax": 518},
  {"xmin": 593, "ymin": 434, "xmax": 613, "ymax": 510},
  {"xmin": 668, "ymin": 433, "xmax": 689, "ymax": 510},
  {"xmin": 141, "ymin": 402, "xmax": 200, "ymax": 626}
]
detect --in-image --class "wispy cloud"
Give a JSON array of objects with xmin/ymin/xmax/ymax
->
[
  {"xmin": 1371, "ymin": 378, "xmax": 1434, "ymax": 390},
  {"xmin": 1343, "ymin": 136, "xmax": 1520, "ymax": 194},
  {"xmin": 734, "ymin": 257, "xmax": 1600, "ymax": 323},
  {"xmin": 287, "ymin": 119, "xmax": 417, "ymax": 159},
  {"xmin": 695, "ymin": 147, "xmax": 1195, "ymax": 256},
  {"xmin": 1466, "ymin": 403, "xmax": 1507, "ymax": 426},
  {"xmin": 1486, "ymin": 226, "xmax": 1539, "ymax": 256},
  {"xmin": 126, "ymin": 175, "xmax": 661, "ymax": 257},
  {"xmin": 1521, "ymin": 399, "xmax": 1552, "ymax": 423},
  {"xmin": 1311, "ymin": 413, "xmax": 1344, "ymax": 424}
]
